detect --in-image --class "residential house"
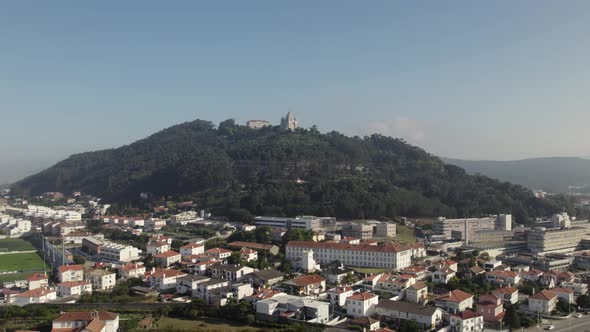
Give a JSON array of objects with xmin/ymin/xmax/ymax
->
[
  {"xmin": 485, "ymin": 270, "xmax": 520, "ymax": 287},
  {"xmin": 362, "ymin": 274, "xmax": 383, "ymax": 290},
  {"xmin": 118, "ymin": 263, "xmax": 146, "ymax": 279},
  {"xmin": 376, "ymin": 274, "xmax": 415, "ymax": 293},
  {"xmin": 529, "ymin": 290, "xmax": 558, "ymax": 314},
  {"xmin": 435, "ymin": 290, "xmax": 474, "ymax": 314},
  {"xmin": 209, "ymin": 264, "xmax": 254, "ymax": 283},
  {"xmin": 207, "ymin": 283, "xmax": 254, "ymax": 307},
  {"xmin": 326, "ymin": 286, "xmax": 354, "ymax": 307},
  {"xmin": 400, "ymin": 266, "xmax": 428, "ymax": 281},
  {"xmin": 431, "ymin": 267, "xmax": 456, "ymax": 285},
  {"xmin": 560, "ymin": 281, "xmax": 588, "ymax": 295},
  {"xmin": 195, "ymin": 279, "xmax": 230, "ymax": 303},
  {"xmin": 205, "ymin": 248, "xmax": 232, "ymax": 261},
  {"xmin": 320, "ymin": 265, "xmax": 355, "ymax": 284},
  {"xmin": 521, "ymin": 269, "xmax": 544, "ymax": 283},
  {"xmin": 282, "ymin": 275, "xmax": 326, "ymax": 296},
  {"xmin": 550, "ymin": 287, "xmax": 574, "ymax": 304},
  {"xmin": 26, "ymin": 273, "xmax": 49, "ymax": 290},
  {"xmin": 86, "ymin": 269, "xmax": 117, "ymax": 291},
  {"xmin": 147, "ymin": 268, "xmax": 188, "ymax": 291},
  {"xmin": 243, "ymin": 269, "xmax": 285, "ymax": 288},
  {"xmin": 245, "ymin": 288, "xmax": 285, "ymax": 305},
  {"xmin": 375, "ymin": 299, "xmax": 443, "ymax": 330},
  {"xmin": 465, "ymin": 266, "xmax": 485, "ymax": 279},
  {"xmin": 346, "ymin": 292, "xmax": 379, "ymax": 318},
  {"xmin": 14, "ymin": 288, "xmax": 56, "ymax": 305},
  {"xmin": 146, "ymin": 242, "xmax": 170, "ymax": 256},
  {"xmin": 483, "ymin": 260, "xmax": 502, "ymax": 272},
  {"xmin": 57, "ymin": 265, "xmax": 84, "ymax": 283},
  {"xmin": 450, "ymin": 310, "xmax": 484, "ymax": 332},
  {"xmin": 176, "ymin": 275, "xmax": 211, "ymax": 296},
  {"xmin": 155, "ymin": 251, "xmax": 181, "ymax": 267},
  {"xmin": 476, "ymin": 294, "xmax": 505, "ymax": 323},
  {"xmin": 51, "ymin": 311, "xmax": 119, "ymax": 332},
  {"xmin": 180, "ymin": 243, "xmax": 205, "ymax": 259},
  {"xmin": 57, "ymin": 281, "xmax": 93, "ymax": 297},
  {"xmin": 349, "ymin": 317, "xmax": 381, "ymax": 331},
  {"xmin": 240, "ymin": 248, "xmax": 258, "ymax": 262},
  {"xmin": 492, "ymin": 287, "xmax": 519, "ymax": 305},
  {"xmin": 405, "ymin": 281, "xmax": 428, "ymax": 304}
]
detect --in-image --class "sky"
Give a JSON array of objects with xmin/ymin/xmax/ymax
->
[{"xmin": 2, "ymin": 1, "xmax": 590, "ymax": 183}]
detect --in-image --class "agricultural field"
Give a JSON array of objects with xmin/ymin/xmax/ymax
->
[{"xmin": 0, "ymin": 238, "xmax": 36, "ymax": 252}]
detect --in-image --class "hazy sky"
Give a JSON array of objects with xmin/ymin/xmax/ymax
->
[{"xmin": 2, "ymin": 1, "xmax": 590, "ymax": 183}]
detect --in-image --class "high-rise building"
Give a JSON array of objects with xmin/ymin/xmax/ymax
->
[{"xmin": 280, "ymin": 112, "xmax": 298, "ymax": 131}]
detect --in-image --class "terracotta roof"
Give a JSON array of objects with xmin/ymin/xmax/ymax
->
[
  {"xmin": 16, "ymin": 288, "xmax": 55, "ymax": 297},
  {"xmin": 26, "ymin": 273, "xmax": 48, "ymax": 281},
  {"xmin": 155, "ymin": 251, "xmax": 180, "ymax": 258},
  {"xmin": 478, "ymin": 294, "xmax": 501, "ymax": 305},
  {"xmin": 328, "ymin": 286, "xmax": 353, "ymax": 294},
  {"xmin": 246, "ymin": 288, "xmax": 283, "ymax": 300},
  {"xmin": 119, "ymin": 263, "xmax": 145, "ymax": 271},
  {"xmin": 469, "ymin": 266, "xmax": 485, "ymax": 274},
  {"xmin": 494, "ymin": 287, "xmax": 517, "ymax": 294},
  {"xmin": 347, "ymin": 292, "xmax": 376, "ymax": 301},
  {"xmin": 530, "ymin": 289, "xmax": 557, "ymax": 301},
  {"xmin": 180, "ymin": 243, "xmax": 204, "ymax": 250},
  {"xmin": 409, "ymin": 282, "xmax": 428, "ymax": 290},
  {"xmin": 58, "ymin": 281, "xmax": 91, "ymax": 288},
  {"xmin": 58, "ymin": 265, "xmax": 84, "ymax": 273},
  {"xmin": 53, "ymin": 311, "xmax": 118, "ymax": 322},
  {"xmin": 287, "ymin": 274, "xmax": 326, "ymax": 287},
  {"xmin": 436, "ymin": 290, "xmax": 473, "ymax": 303},
  {"xmin": 286, "ymin": 240, "xmax": 416, "ymax": 253},
  {"xmin": 148, "ymin": 268, "xmax": 187, "ymax": 278},
  {"xmin": 400, "ymin": 266, "xmax": 426, "ymax": 273},
  {"xmin": 550, "ymin": 287, "xmax": 574, "ymax": 294},
  {"xmin": 486, "ymin": 270, "xmax": 519, "ymax": 278},
  {"xmin": 205, "ymin": 248, "xmax": 232, "ymax": 254},
  {"xmin": 84, "ymin": 318, "xmax": 105, "ymax": 332},
  {"xmin": 451, "ymin": 309, "xmax": 482, "ymax": 320}
]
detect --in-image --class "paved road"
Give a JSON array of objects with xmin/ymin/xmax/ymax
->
[{"xmin": 524, "ymin": 314, "xmax": 590, "ymax": 332}]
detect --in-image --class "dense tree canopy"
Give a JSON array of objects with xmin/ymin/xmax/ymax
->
[{"xmin": 13, "ymin": 119, "xmax": 573, "ymax": 220}]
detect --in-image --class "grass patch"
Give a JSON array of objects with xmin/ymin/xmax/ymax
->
[
  {"xmin": 143, "ymin": 317, "xmax": 259, "ymax": 332},
  {"xmin": 352, "ymin": 267, "xmax": 389, "ymax": 275},
  {"xmin": 0, "ymin": 252, "xmax": 48, "ymax": 272},
  {"xmin": 394, "ymin": 225, "xmax": 417, "ymax": 243},
  {"xmin": 0, "ymin": 238, "xmax": 35, "ymax": 252}
]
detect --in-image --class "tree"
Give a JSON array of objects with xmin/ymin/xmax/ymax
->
[
  {"xmin": 504, "ymin": 304, "xmax": 521, "ymax": 329},
  {"xmin": 557, "ymin": 298, "xmax": 570, "ymax": 314},
  {"xmin": 399, "ymin": 320, "xmax": 420, "ymax": 332},
  {"xmin": 227, "ymin": 252, "xmax": 242, "ymax": 265},
  {"xmin": 73, "ymin": 255, "xmax": 86, "ymax": 265},
  {"xmin": 578, "ymin": 294, "xmax": 590, "ymax": 308}
]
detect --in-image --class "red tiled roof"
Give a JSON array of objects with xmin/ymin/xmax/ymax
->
[
  {"xmin": 26, "ymin": 273, "xmax": 48, "ymax": 281},
  {"xmin": 494, "ymin": 287, "xmax": 517, "ymax": 294},
  {"xmin": 148, "ymin": 268, "xmax": 187, "ymax": 278},
  {"xmin": 436, "ymin": 290, "xmax": 473, "ymax": 303},
  {"xmin": 347, "ymin": 292, "xmax": 376, "ymax": 301},
  {"xmin": 155, "ymin": 251, "xmax": 180, "ymax": 258},
  {"xmin": 328, "ymin": 286, "xmax": 353, "ymax": 294},
  {"xmin": 58, "ymin": 265, "xmax": 84, "ymax": 273},
  {"xmin": 486, "ymin": 270, "xmax": 518, "ymax": 278},
  {"xmin": 180, "ymin": 243, "xmax": 204, "ymax": 250},
  {"xmin": 16, "ymin": 288, "xmax": 55, "ymax": 297},
  {"xmin": 119, "ymin": 263, "xmax": 145, "ymax": 271},
  {"xmin": 227, "ymin": 241, "xmax": 274, "ymax": 251},
  {"xmin": 58, "ymin": 281, "xmax": 91, "ymax": 288},
  {"xmin": 289, "ymin": 274, "xmax": 326, "ymax": 287},
  {"xmin": 478, "ymin": 294, "xmax": 501, "ymax": 305},
  {"xmin": 409, "ymin": 282, "xmax": 427, "ymax": 290},
  {"xmin": 550, "ymin": 287, "xmax": 573, "ymax": 294},
  {"xmin": 451, "ymin": 309, "xmax": 482, "ymax": 320},
  {"xmin": 53, "ymin": 311, "xmax": 118, "ymax": 322},
  {"xmin": 530, "ymin": 289, "xmax": 557, "ymax": 301},
  {"xmin": 84, "ymin": 318, "xmax": 105, "ymax": 332},
  {"xmin": 205, "ymin": 248, "xmax": 232, "ymax": 254}
]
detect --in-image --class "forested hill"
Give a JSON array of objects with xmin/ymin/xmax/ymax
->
[{"xmin": 12, "ymin": 119, "xmax": 573, "ymax": 221}]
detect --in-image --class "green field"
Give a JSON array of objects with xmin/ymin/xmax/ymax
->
[
  {"xmin": 394, "ymin": 224, "xmax": 417, "ymax": 243},
  {"xmin": 141, "ymin": 317, "xmax": 259, "ymax": 332},
  {"xmin": 0, "ymin": 252, "xmax": 48, "ymax": 272},
  {"xmin": 0, "ymin": 238, "xmax": 35, "ymax": 252}
]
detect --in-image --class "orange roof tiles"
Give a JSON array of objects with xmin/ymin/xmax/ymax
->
[
  {"xmin": 436, "ymin": 290, "xmax": 473, "ymax": 303},
  {"xmin": 57, "ymin": 265, "xmax": 84, "ymax": 273},
  {"xmin": 155, "ymin": 251, "xmax": 180, "ymax": 258},
  {"xmin": 347, "ymin": 292, "xmax": 376, "ymax": 301},
  {"xmin": 530, "ymin": 289, "xmax": 557, "ymax": 301}
]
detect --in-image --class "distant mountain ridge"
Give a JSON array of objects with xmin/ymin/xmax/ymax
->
[
  {"xmin": 11, "ymin": 119, "xmax": 573, "ymax": 220},
  {"xmin": 444, "ymin": 157, "xmax": 590, "ymax": 193}
]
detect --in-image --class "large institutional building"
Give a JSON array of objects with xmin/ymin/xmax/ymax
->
[
  {"xmin": 255, "ymin": 216, "xmax": 331, "ymax": 232},
  {"xmin": 433, "ymin": 214, "xmax": 512, "ymax": 242},
  {"xmin": 527, "ymin": 227, "xmax": 590, "ymax": 254},
  {"xmin": 286, "ymin": 241, "xmax": 425, "ymax": 270}
]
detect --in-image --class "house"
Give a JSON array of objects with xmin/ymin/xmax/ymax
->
[
  {"xmin": 435, "ymin": 290, "xmax": 474, "ymax": 314},
  {"xmin": 176, "ymin": 275, "xmax": 211, "ymax": 296},
  {"xmin": 195, "ymin": 279, "xmax": 230, "ymax": 303},
  {"xmin": 436, "ymin": 259, "xmax": 458, "ymax": 272},
  {"xmin": 118, "ymin": 263, "xmax": 146, "ymax": 279},
  {"xmin": 146, "ymin": 242, "xmax": 170, "ymax": 256},
  {"xmin": 400, "ymin": 266, "xmax": 428, "ymax": 280},
  {"xmin": 550, "ymin": 287, "xmax": 574, "ymax": 304},
  {"xmin": 86, "ymin": 269, "xmax": 116, "ymax": 291},
  {"xmin": 529, "ymin": 290, "xmax": 558, "ymax": 314},
  {"xmin": 560, "ymin": 281, "xmax": 588, "ymax": 295},
  {"xmin": 321, "ymin": 265, "xmax": 355, "ymax": 284},
  {"xmin": 282, "ymin": 275, "xmax": 326, "ymax": 296},
  {"xmin": 349, "ymin": 316, "xmax": 381, "ymax": 331},
  {"xmin": 376, "ymin": 274, "xmax": 415, "ymax": 293},
  {"xmin": 205, "ymin": 248, "xmax": 232, "ymax": 261},
  {"xmin": 431, "ymin": 267, "xmax": 456, "ymax": 284},
  {"xmin": 243, "ymin": 269, "xmax": 285, "ymax": 288},
  {"xmin": 483, "ymin": 260, "xmax": 502, "ymax": 272},
  {"xmin": 521, "ymin": 269, "xmax": 544, "ymax": 283},
  {"xmin": 26, "ymin": 273, "xmax": 49, "ymax": 290},
  {"xmin": 227, "ymin": 241, "xmax": 280, "ymax": 256},
  {"xmin": 375, "ymin": 299, "xmax": 444, "ymax": 330},
  {"xmin": 256, "ymin": 294, "xmax": 330, "ymax": 324},
  {"xmin": 57, "ymin": 264, "xmax": 84, "ymax": 283},
  {"xmin": 207, "ymin": 283, "xmax": 254, "ymax": 307},
  {"xmin": 192, "ymin": 260, "xmax": 218, "ymax": 274},
  {"xmin": 147, "ymin": 268, "xmax": 188, "ymax": 291},
  {"xmin": 326, "ymin": 286, "xmax": 354, "ymax": 307},
  {"xmin": 405, "ymin": 281, "xmax": 428, "ymax": 304},
  {"xmin": 14, "ymin": 288, "xmax": 56, "ymax": 305},
  {"xmin": 51, "ymin": 311, "xmax": 119, "ymax": 332},
  {"xmin": 346, "ymin": 292, "xmax": 379, "ymax": 318},
  {"xmin": 476, "ymin": 294, "xmax": 505, "ymax": 323},
  {"xmin": 450, "ymin": 310, "xmax": 484, "ymax": 332},
  {"xmin": 485, "ymin": 270, "xmax": 520, "ymax": 286},
  {"xmin": 245, "ymin": 288, "xmax": 285, "ymax": 304},
  {"xmin": 465, "ymin": 266, "xmax": 485, "ymax": 279},
  {"xmin": 362, "ymin": 274, "xmax": 384, "ymax": 290},
  {"xmin": 209, "ymin": 264, "xmax": 254, "ymax": 283},
  {"xmin": 240, "ymin": 248, "xmax": 258, "ymax": 262},
  {"xmin": 180, "ymin": 242, "xmax": 205, "ymax": 258},
  {"xmin": 57, "ymin": 281, "xmax": 93, "ymax": 297},
  {"xmin": 155, "ymin": 251, "xmax": 181, "ymax": 267},
  {"xmin": 492, "ymin": 287, "xmax": 519, "ymax": 305}
]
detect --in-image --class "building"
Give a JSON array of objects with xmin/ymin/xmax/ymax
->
[
  {"xmin": 527, "ymin": 227, "xmax": 589, "ymax": 254},
  {"xmin": 240, "ymin": 248, "xmax": 258, "ymax": 262},
  {"xmin": 26, "ymin": 273, "xmax": 49, "ymax": 290},
  {"xmin": 147, "ymin": 241, "xmax": 170, "ymax": 256},
  {"xmin": 118, "ymin": 263, "xmax": 146, "ymax": 279},
  {"xmin": 405, "ymin": 282, "xmax": 428, "ymax": 304},
  {"xmin": 57, "ymin": 281, "xmax": 93, "ymax": 297},
  {"xmin": 375, "ymin": 274, "xmax": 415, "ymax": 293},
  {"xmin": 280, "ymin": 112, "xmax": 299, "ymax": 131},
  {"xmin": 327, "ymin": 286, "xmax": 354, "ymax": 307},
  {"xmin": 375, "ymin": 223, "xmax": 397, "ymax": 238},
  {"xmin": 431, "ymin": 267, "xmax": 456, "ymax": 285},
  {"xmin": 57, "ymin": 265, "xmax": 84, "ymax": 283},
  {"xmin": 346, "ymin": 292, "xmax": 379, "ymax": 318},
  {"xmin": 551, "ymin": 212, "xmax": 571, "ymax": 229},
  {"xmin": 254, "ymin": 216, "xmax": 324, "ymax": 232},
  {"xmin": 433, "ymin": 215, "xmax": 512, "ymax": 241},
  {"xmin": 209, "ymin": 264, "xmax": 254, "ymax": 282},
  {"xmin": 147, "ymin": 268, "xmax": 188, "ymax": 291},
  {"xmin": 86, "ymin": 269, "xmax": 117, "ymax": 291},
  {"xmin": 246, "ymin": 120, "xmax": 271, "ymax": 129},
  {"xmin": 529, "ymin": 290, "xmax": 558, "ymax": 314},
  {"xmin": 375, "ymin": 300, "xmax": 443, "ymax": 330},
  {"xmin": 176, "ymin": 275, "xmax": 211, "ymax": 296},
  {"xmin": 51, "ymin": 311, "xmax": 119, "ymax": 332},
  {"xmin": 476, "ymin": 294, "xmax": 505, "ymax": 323},
  {"xmin": 227, "ymin": 241, "xmax": 280, "ymax": 256},
  {"xmin": 550, "ymin": 287, "xmax": 574, "ymax": 304},
  {"xmin": 286, "ymin": 241, "xmax": 424, "ymax": 270},
  {"xmin": 435, "ymin": 290, "xmax": 474, "ymax": 314},
  {"xmin": 301, "ymin": 249, "xmax": 321, "ymax": 272},
  {"xmin": 492, "ymin": 287, "xmax": 519, "ymax": 305},
  {"xmin": 243, "ymin": 269, "xmax": 285, "ymax": 287},
  {"xmin": 155, "ymin": 251, "xmax": 181, "ymax": 267},
  {"xmin": 195, "ymin": 279, "xmax": 230, "ymax": 303},
  {"xmin": 180, "ymin": 242, "xmax": 205, "ymax": 258},
  {"xmin": 205, "ymin": 248, "xmax": 232, "ymax": 261},
  {"xmin": 14, "ymin": 288, "xmax": 57, "ymax": 305},
  {"xmin": 485, "ymin": 270, "xmax": 520, "ymax": 286},
  {"xmin": 256, "ymin": 294, "xmax": 330, "ymax": 324},
  {"xmin": 449, "ymin": 310, "xmax": 484, "ymax": 332},
  {"xmin": 100, "ymin": 242, "xmax": 141, "ymax": 263},
  {"xmin": 282, "ymin": 274, "xmax": 326, "ymax": 296}
]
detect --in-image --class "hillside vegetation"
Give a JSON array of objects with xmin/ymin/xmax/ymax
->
[{"xmin": 12, "ymin": 119, "xmax": 575, "ymax": 221}]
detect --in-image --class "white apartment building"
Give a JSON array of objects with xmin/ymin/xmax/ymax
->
[
  {"xmin": 254, "ymin": 216, "xmax": 324, "ymax": 231},
  {"xmin": 147, "ymin": 241, "xmax": 170, "ymax": 256},
  {"xmin": 180, "ymin": 242, "xmax": 205, "ymax": 258},
  {"xmin": 529, "ymin": 290, "xmax": 558, "ymax": 314},
  {"xmin": 527, "ymin": 227, "xmax": 589, "ymax": 254},
  {"xmin": 118, "ymin": 263, "xmax": 146, "ymax": 279},
  {"xmin": 433, "ymin": 214, "xmax": 512, "ymax": 241},
  {"xmin": 0, "ymin": 216, "xmax": 31, "ymax": 235},
  {"xmin": 100, "ymin": 242, "xmax": 141, "ymax": 263},
  {"xmin": 286, "ymin": 241, "xmax": 423, "ymax": 270},
  {"xmin": 86, "ymin": 269, "xmax": 117, "ymax": 291},
  {"xmin": 155, "ymin": 251, "xmax": 181, "ymax": 267},
  {"xmin": 450, "ymin": 310, "xmax": 484, "ymax": 332},
  {"xmin": 14, "ymin": 288, "xmax": 57, "ymax": 305},
  {"xmin": 57, "ymin": 265, "xmax": 85, "ymax": 283},
  {"xmin": 176, "ymin": 275, "xmax": 211, "ymax": 296},
  {"xmin": 346, "ymin": 292, "xmax": 379, "ymax": 318},
  {"xmin": 57, "ymin": 281, "xmax": 93, "ymax": 297},
  {"xmin": 148, "ymin": 268, "xmax": 188, "ymax": 291},
  {"xmin": 376, "ymin": 300, "xmax": 443, "ymax": 330},
  {"xmin": 327, "ymin": 287, "xmax": 354, "ymax": 307}
]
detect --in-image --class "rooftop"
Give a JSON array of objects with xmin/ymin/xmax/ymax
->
[{"xmin": 436, "ymin": 290, "xmax": 473, "ymax": 303}]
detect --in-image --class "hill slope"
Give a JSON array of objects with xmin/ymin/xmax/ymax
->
[
  {"xmin": 12, "ymin": 119, "xmax": 572, "ymax": 221},
  {"xmin": 445, "ymin": 157, "xmax": 590, "ymax": 193}
]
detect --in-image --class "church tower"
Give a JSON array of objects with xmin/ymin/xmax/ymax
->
[{"xmin": 280, "ymin": 112, "xmax": 299, "ymax": 131}]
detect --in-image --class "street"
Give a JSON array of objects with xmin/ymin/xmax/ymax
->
[{"xmin": 524, "ymin": 314, "xmax": 590, "ymax": 332}]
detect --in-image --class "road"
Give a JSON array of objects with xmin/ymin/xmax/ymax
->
[{"xmin": 524, "ymin": 314, "xmax": 590, "ymax": 332}]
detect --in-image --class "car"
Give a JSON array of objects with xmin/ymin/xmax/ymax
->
[
  {"xmin": 575, "ymin": 313, "xmax": 583, "ymax": 318},
  {"xmin": 545, "ymin": 325, "xmax": 555, "ymax": 330}
]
